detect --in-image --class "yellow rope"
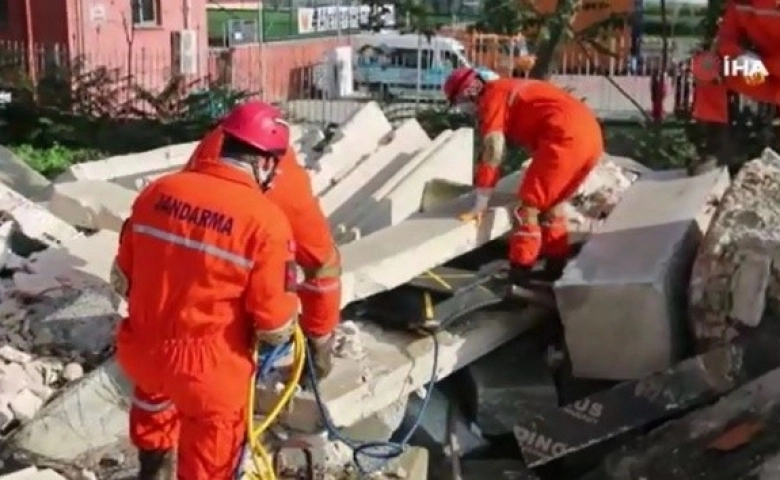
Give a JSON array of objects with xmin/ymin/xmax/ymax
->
[{"xmin": 244, "ymin": 325, "xmax": 307, "ymax": 480}]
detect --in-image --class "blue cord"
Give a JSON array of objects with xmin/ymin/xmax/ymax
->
[{"xmin": 259, "ymin": 332, "xmax": 440, "ymax": 474}]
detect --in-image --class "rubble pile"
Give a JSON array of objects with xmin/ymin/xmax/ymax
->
[
  {"xmin": 4, "ymin": 106, "xmax": 779, "ymax": 480},
  {"xmin": 689, "ymin": 149, "xmax": 780, "ymax": 350}
]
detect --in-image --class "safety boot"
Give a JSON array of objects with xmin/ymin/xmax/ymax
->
[{"xmin": 137, "ymin": 449, "xmax": 175, "ymax": 480}]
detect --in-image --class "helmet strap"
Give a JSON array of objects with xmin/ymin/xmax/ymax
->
[{"xmin": 252, "ymin": 156, "xmax": 281, "ymax": 192}]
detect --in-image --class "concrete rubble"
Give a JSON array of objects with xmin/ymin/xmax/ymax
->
[
  {"xmin": 4, "ymin": 105, "xmax": 779, "ymax": 480},
  {"xmin": 556, "ymin": 167, "xmax": 730, "ymax": 380},
  {"xmin": 689, "ymin": 149, "xmax": 780, "ymax": 351}
]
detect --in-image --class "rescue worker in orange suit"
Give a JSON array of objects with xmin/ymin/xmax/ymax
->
[
  {"xmin": 443, "ymin": 68, "xmax": 604, "ymax": 282},
  {"xmin": 690, "ymin": 0, "xmax": 778, "ymax": 174},
  {"xmin": 110, "ymin": 102, "xmax": 340, "ymax": 480}
]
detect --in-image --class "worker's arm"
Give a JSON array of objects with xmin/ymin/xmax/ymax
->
[
  {"xmin": 282, "ymin": 163, "xmax": 341, "ymax": 340},
  {"xmin": 715, "ymin": 2, "xmax": 745, "ymax": 58},
  {"xmin": 111, "ymin": 218, "xmax": 133, "ymax": 299},
  {"xmin": 245, "ymin": 206, "xmax": 300, "ymax": 346}
]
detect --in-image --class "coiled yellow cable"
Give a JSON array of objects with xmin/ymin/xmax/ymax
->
[{"xmin": 244, "ymin": 325, "xmax": 307, "ymax": 480}]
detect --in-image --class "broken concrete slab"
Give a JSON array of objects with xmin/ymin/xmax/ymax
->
[
  {"xmin": 7, "ymin": 359, "xmax": 131, "ymax": 462},
  {"xmin": 309, "ymin": 102, "xmax": 393, "ymax": 195},
  {"xmin": 321, "ymin": 119, "xmax": 431, "ymax": 221},
  {"xmin": 588, "ymin": 364, "xmax": 780, "ymax": 480},
  {"xmin": 689, "ymin": 151, "xmax": 780, "ymax": 351},
  {"xmin": 338, "ymin": 190, "xmax": 515, "ymax": 306},
  {"xmin": 260, "ymin": 306, "xmax": 552, "ymax": 433},
  {"xmin": 556, "ymin": 167, "xmax": 730, "ymax": 380},
  {"xmin": 0, "ymin": 146, "xmax": 52, "ymax": 202},
  {"xmin": 336, "ymin": 157, "xmax": 640, "ymax": 307},
  {"xmin": 513, "ymin": 331, "xmax": 780, "ymax": 468},
  {"xmin": 333, "ymin": 129, "xmax": 454, "ymax": 241},
  {"xmin": 461, "ymin": 335, "xmax": 558, "ymax": 436},
  {"xmin": 351, "ymin": 128, "xmax": 475, "ymax": 239},
  {"xmin": 461, "ymin": 460, "xmax": 541, "ymax": 479},
  {"xmin": 53, "ymin": 142, "xmax": 198, "ymax": 183},
  {"xmin": 13, "ymin": 231, "xmax": 118, "ymax": 296},
  {"xmin": 0, "ymin": 183, "xmax": 82, "ymax": 249},
  {"xmin": 396, "ymin": 385, "xmax": 489, "ymax": 458},
  {"xmin": 47, "ymin": 181, "xmax": 136, "ymax": 232}
]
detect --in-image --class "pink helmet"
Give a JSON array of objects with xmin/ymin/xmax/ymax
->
[
  {"xmin": 443, "ymin": 67, "xmax": 480, "ymax": 105},
  {"xmin": 220, "ymin": 101, "xmax": 290, "ymax": 156}
]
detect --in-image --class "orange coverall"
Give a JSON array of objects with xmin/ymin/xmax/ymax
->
[
  {"xmin": 115, "ymin": 128, "xmax": 299, "ymax": 480},
  {"xmin": 185, "ymin": 134, "xmax": 342, "ymax": 338},
  {"xmin": 476, "ymin": 78, "xmax": 604, "ymax": 267},
  {"xmin": 692, "ymin": 0, "xmax": 780, "ymax": 123},
  {"xmin": 263, "ymin": 149, "xmax": 341, "ymax": 338}
]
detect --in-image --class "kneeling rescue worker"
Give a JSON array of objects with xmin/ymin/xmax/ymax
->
[
  {"xmin": 443, "ymin": 68, "xmax": 604, "ymax": 282},
  {"xmin": 110, "ymin": 101, "xmax": 342, "ymax": 480}
]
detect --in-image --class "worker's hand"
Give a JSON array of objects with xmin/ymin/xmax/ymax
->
[
  {"xmin": 458, "ymin": 188, "xmax": 491, "ymax": 225},
  {"xmin": 256, "ymin": 318, "xmax": 296, "ymax": 347},
  {"xmin": 308, "ymin": 333, "xmax": 336, "ymax": 380}
]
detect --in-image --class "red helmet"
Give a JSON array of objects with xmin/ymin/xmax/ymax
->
[
  {"xmin": 443, "ymin": 67, "xmax": 480, "ymax": 105},
  {"xmin": 220, "ymin": 101, "xmax": 290, "ymax": 156}
]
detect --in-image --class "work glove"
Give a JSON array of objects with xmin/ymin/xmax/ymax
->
[
  {"xmin": 458, "ymin": 188, "xmax": 492, "ymax": 225},
  {"xmin": 109, "ymin": 258, "xmax": 129, "ymax": 299},
  {"xmin": 308, "ymin": 333, "xmax": 336, "ymax": 380}
]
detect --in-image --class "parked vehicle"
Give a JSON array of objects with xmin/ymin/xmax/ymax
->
[{"xmin": 351, "ymin": 32, "xmax": 474, "ymax": 99}]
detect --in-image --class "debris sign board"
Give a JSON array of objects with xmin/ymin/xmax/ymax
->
[{"xmin": 513, "ymin": 332, "xmax": 780, "ymax": 467}]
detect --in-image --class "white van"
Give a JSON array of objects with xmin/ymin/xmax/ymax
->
[{"xmin": 350, "ymin": 32, "xmax": 473, "ymax": 99}]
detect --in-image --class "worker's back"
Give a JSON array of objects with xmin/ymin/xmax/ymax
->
[
  {"xmin": 479, "ymin": 78, "xmax": 595, "ymax": 150},
  {"xmin": 121, "ymin": 168, "xmax": 293, "ymax": 344}
]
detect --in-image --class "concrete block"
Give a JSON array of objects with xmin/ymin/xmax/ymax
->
[
  {"xmin": 0, "ymin": 467, "xmax": 39, "ymax": 480},
  {"xmin": 591, "ymin": 365, "xmax": 780, "ymax": 479},
  {"xmin": 0, "ymin": 145, "xmax": 52, "ymax": 201},
  {"xmin": 322, "ymin": 119, "xmax": 431, "ymax": 223},
  {"xmin": 54, "ymin": 142, "xmax": 197, "ymax": 182},
  {"xmin": 352, "ymin": 128, "xmax": 474, "ymax": 238},
  {"xmin": 0, "ymin": 183, "xmax": 82, "ymax": 248},
  {"xmin": 269, "ymin": 307, "xmax": 550, "ymax": 432},
  {"xmin": 309, "ymin": 102, "xmax": 393, "ymax": 195},
  {"xmin": 555, "ymin": 167, "xmax": 731, "ymax": 380},
  {"xmin": 462, "ymin": 336, "xmax": 558, "ymax": 436},
  {"xmin": 8, "ymin": 358, "xmax": 131, "ymax": 461},
  {"xmin": 689, "ymin": 152, "xmax": 780, "ymax": 350},
  {"xmin": 396, "ymin": 386, "xmax": 488, "ymax": 457},
  {"xmin": 338, "ymin": 187, "xmax": 515, "ymax": 306},
  {"xmin": 48, "ymin": 180, "xmax": 137, "ymax": 231},
  {"xmin": 333, "ymin": 129, "xmax": 453, "ymax": 242},
  {"xmin": 14, "ymin": 231, "xmax": 118, "ymax": 296}
]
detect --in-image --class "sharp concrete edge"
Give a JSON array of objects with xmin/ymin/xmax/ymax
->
[
  {"xmin": 334, "ymin": 130, "xmax": 454, "ymax": 234},
  {"xmin": 352, "ymin": 128, "xmax": 475, "ymax": 238},
  {"xmin": 8, "ymin": 359, "xmax": 131, "ymax": 462},
  {"xmin": 321, "ymin": 119, "xmax": 431, "ymax": 220},
  {"xmin": 309, "ymin": 102, "xmax": 393, "ymax": 195}
]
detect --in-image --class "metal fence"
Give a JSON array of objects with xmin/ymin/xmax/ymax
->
[{"xmin": 0, "ymin": 38, "xmax": 772, "ymax": 127}]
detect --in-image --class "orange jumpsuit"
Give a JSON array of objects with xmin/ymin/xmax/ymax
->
[
  {"xmin": 115, "ymin": 129, "xmax": 299, "ymax": 480},
  {"xmin": 693, "ymin": 0, "xmax": 780, "ymax": 123},
  {"xmin": 263, "ymin": 149, "xmax": 341, "ymax": 338},
  {"xmin": 476, "ymin": 78, "xmax": 604, "ymax": 267},
  {"xmin": 185, "ymin": 134, "xmax": 341, "ymax": 338}
]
